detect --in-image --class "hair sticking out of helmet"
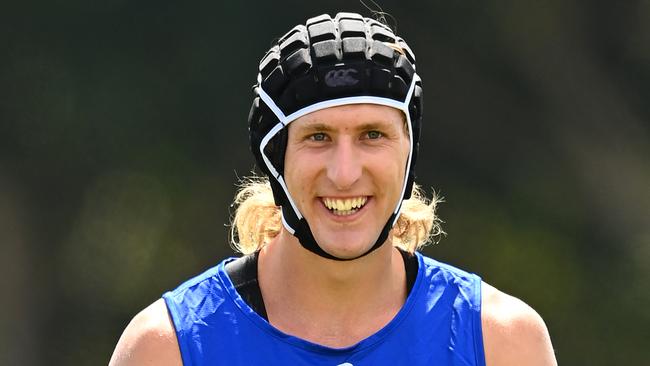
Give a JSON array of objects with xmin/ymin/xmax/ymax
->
[
  {"xmin": 359, "ymin": 0, "xmax": 398, "ymax": 33},
  {"xmin": 247, "ymin": 12, "xmax": 424, "ymax": 261}
]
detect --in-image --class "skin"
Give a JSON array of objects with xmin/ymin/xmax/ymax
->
[
  {"xmin": 109, "ymin": 104, "xmax": 557, "ymax": 365},
  {"xmin": 109, "ymin": 299, "xmax": 181, "ymax": 366}
]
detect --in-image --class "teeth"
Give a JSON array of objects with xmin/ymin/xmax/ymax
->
[{"xmin": 322, "ymin": 197, "xmax": 368, "ymax": 215}]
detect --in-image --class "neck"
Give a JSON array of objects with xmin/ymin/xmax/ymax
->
[{"xmin": 257, "ymin": 229, "xmax": 407, "ymax": 347}]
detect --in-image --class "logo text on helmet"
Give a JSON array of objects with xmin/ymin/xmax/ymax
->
[{"xmin": 325, "ymin": 68, "xmax": 359, "ymax": 87}]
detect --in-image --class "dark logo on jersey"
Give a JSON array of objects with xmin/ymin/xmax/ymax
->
[{"xmin": 325, "ymin": 68, "xmax": 359, "ymax": 87}]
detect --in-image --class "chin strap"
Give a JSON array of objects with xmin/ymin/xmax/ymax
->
[{"xmin": 284, "ymin": 206, "xmax": 398, "ymax": 261}]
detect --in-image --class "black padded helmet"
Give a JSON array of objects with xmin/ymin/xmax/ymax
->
[{"xmin": 248, "ymin": 12, "xmax": 423, "ymax": 260}]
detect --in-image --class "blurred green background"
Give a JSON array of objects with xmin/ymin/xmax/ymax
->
[{"xmin": 1, "ymin": 0, "xmax": 648, "ymax": 364}]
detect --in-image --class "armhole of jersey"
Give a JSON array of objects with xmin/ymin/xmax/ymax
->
[
  {"xmin": 473, "ymin": 276, "xmax": 487, "ymax": 366},
  {"xmin": 162, "ymin": 293, "xmax": 194, "ymax": 366}
]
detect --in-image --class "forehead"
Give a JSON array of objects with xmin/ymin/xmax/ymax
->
[{"xmin": 290, "ymin": 104, "xmax": 405, "ymax": 130}]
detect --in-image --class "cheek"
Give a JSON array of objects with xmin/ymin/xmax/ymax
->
[
  {"xmin": 399, "ymin": 140, "xmax": 411, "ymax": 173},
  {"xmin": 383, "ymin": 142, "xmax": 410, "ymax": 189},
  {"xmin": 284, "ymin": 153, "xmax": 318, "ymax": 200},
  {"xmin": 388, "ymin": 140, "xmax": 411, "ymax": 172}
]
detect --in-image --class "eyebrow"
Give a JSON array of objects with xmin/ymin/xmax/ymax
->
[
  {"xmin": 295, "ymin": 122, "xmax": 335, "ymax": 133},
  {"xmin": 294, "ymin": 120, "xmax": 398, "ymax": 133},
  {"xmin": 357, "ymin": 122, "xmax": 396, "ymax": 131}
]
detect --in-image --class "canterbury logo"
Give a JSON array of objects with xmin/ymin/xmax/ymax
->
[{"xmin": 325, "ymin": 68, "xmax": 359, "ymax": 87}]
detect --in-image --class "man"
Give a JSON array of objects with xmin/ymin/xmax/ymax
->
[{"xmin": 110, "ymin": 12, "xmax": 557, "ymax": 365}]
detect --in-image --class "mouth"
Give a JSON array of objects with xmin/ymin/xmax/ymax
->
[{"xmin": 321, "ymin": 196, "xmax": 369, "ymax": 216}]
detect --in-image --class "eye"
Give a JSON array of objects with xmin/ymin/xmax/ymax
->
[
  {"xmin": 366, "ymin": 130, "xmax": 383, "ymax": 139},
  {"xmin": 309, "ymin": 132, "xmax": 328, "ymax": 141}
]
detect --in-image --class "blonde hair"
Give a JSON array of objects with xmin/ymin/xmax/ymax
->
[{"xmin": 229, "ymin": 176, "xmax": 444, "ymax": 254}]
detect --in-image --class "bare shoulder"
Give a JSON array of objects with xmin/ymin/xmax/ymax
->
[
  {"xmin": 481, "ymin": 282, "xmax": 558, "ymax": 366},
  {"xmin": 109, "ymin": 298, "xmax": 182, "ymax": 366}
]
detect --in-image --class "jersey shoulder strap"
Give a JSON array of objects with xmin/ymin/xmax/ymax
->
[{"xmin": 224, "ymin": 251, "xmax": 267, "ymax": 319}]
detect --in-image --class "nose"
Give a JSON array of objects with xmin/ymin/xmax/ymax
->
[{"xmin": 326, "ymin": 138, "xmax": 362, "ymax": 190}]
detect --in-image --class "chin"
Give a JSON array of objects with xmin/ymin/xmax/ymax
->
[{"xmin": 314, "ymin": 236, "xmax": 378, "ymax": 260}]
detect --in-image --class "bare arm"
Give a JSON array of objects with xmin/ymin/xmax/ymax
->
[
  {"xmin": 482, "ymin": 282, "xmax": 558, "ymax": 366},
  {"xmin": 109, "ymin": 298, "xmax": 183, "ymax": 366}
]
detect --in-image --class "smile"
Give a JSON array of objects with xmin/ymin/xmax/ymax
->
[{"xmin": 321, "ymin": 196, "xmax": 368, "ymax": 216}]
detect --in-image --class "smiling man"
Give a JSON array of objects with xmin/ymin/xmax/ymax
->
[{"xmin": 110, "ymin": 12, "xmax": 558, "ymax": 365}]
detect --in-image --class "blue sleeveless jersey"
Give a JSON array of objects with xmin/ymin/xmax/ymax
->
[{"xmin": 163, "ymin": 252, "xmax": 486, "ymax": 365}]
